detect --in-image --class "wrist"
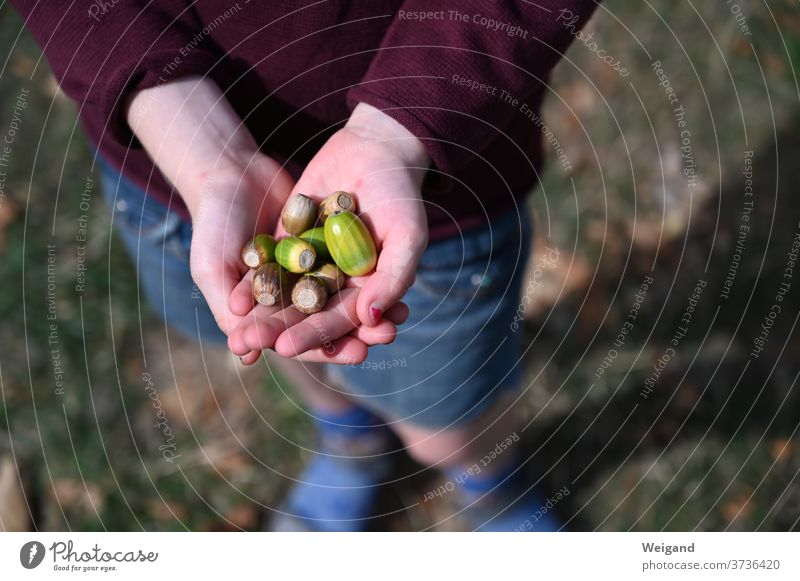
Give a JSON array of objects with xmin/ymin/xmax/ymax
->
[
  {"xmin": 126, "ymin": 76, "xmax": 262, "ymax": 215},
  {"xmin": 346, "ymin": 102, "xmax": 431, "ymax": 169},
  {"xmin": 187, "ymin": 153, "xmax": 290, "ymax": 229}
]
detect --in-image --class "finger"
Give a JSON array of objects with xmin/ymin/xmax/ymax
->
[
  {"xmin": 384, "ymin": 301, "xmax": 409, "ymax": 325},
  {"xmin": 193, "ymin": 260, "xmax": 244, "ymax": 336},
  {"xmin": 229, "ymin": 269, "xmax": 255, "ymax": 316},
  {"xmin": 292, "ymin": 335, "xmax": 368, "ymax": 365},
  {"xmin": 331, "ymin": 282, "xmax": 410, "ymax": 322},
  {"xmin": 239, "ymin": 350, "xmax": 261, "ymax": 365},
  {"xmin": 350, "ymin": 319, "xmax": 397, "ymax": 345},
  {"xmin": 227, "ymin": 304, "xmax": 304, "ymax": 355},
  {"xmin": 356, "ymin": 227, "xmax": 426, "ymax": 327},
  {"xmin": 274, "ymin": 288, "xmax": 362, "ymax": 357}
]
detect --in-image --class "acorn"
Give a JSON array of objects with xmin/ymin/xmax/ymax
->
[
  {"xmin": 299, "ymin": 226, "xmax": 332, "ymax": 262},
  {"xmin": 252, "ymin": 263, "xmax": 287, "ymax": 307},
  {"xmin": 324, "ymin": 211, "xmax": 377, "ymax": 276},
  {"xmin": 291, "ymin": 275, "xmax": 328, "ymax": 314},
  {"xmin": 275, "ymin": 236, "xmax": 317, "ymax": 273},
  {"xmin": 311, "ymin": 263, "xmax": 346, "ymax": 295},
  {"xmin": 241, "ymin": 234, "xmax": 277, "ymax": 269},
  {"xmin": 319, "ymin": 191, "xmax": 357, "ymax": 221},
  {"xmin": 281, "ymin": 193, "xmax": 317, "ymax": 235}
]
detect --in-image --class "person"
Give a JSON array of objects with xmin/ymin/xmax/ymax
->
[{"xmin": 14, "ymin": 1, "xmax": 598, "ymax": 531}]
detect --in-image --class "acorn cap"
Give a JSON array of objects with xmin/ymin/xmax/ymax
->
[
  {"xmin": 291, "ymin": 275, "xmax": 328, "ymax": 314},
  {"xmin": 252, "ymin": 263, "xmax": 287, "ymax": 307},
  {"xmin": 319, "ymin": 191, "xmax": 357, "ymax": 221},
  {"xmin": 311, "ymin": 263, "xmax": 346, "ymax": 294}
]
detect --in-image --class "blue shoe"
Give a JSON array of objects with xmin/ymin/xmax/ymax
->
[
  {"xmin": 271, "ymin": 407, "xmax": 396, "ymax": 532},
  {"xmin": 448, "ymin": 461, "xmax": 565, "ymax": 532}
]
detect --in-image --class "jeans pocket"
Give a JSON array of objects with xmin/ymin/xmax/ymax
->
[
  {"xmin": 413, "ymin": 211, "xmax": 532, "ymax": 301},
  {"xmin": 413, "ymin": 248, "xmax": 523, "ymax": 301}
]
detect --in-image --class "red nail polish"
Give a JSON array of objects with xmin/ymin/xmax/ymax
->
[{"xmin": 370, "ymin": 306, "xmax": 382, "ymax": 324}]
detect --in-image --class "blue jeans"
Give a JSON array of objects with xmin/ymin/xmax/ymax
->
[
  {"xmin": 98, "ymin": 157, "xmax": 533, "ymax": 429},
  {"xmin": 98, "ymin": 156, "xmax": 226, "ymax": 343}
]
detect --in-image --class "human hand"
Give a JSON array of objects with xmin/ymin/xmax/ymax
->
[
  {"xmin": 128, "ymin": 79, "xmax": 405, "ymax": 364},
  {"xmin": 229, "ymin": 102, "xmax": 430, "ymax": 359}
]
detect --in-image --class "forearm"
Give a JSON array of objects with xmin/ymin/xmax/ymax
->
[{"xmin": 125, "ymin": 76, "xmax": 260, "ymax": 216}]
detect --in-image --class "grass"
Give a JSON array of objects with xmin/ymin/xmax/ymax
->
[{"xmin": 1, "ymin": 0, "xmax": 799, "ymax": 531}]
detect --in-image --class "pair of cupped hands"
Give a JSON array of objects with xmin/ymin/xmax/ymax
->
[{"xmin": 127, "ymin": 77, "xmax": 430, "ymax": 365}]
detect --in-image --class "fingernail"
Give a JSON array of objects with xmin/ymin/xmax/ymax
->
[{"xmin": 370, "ymin": 305, "xmax": 382, "ymax": 324}]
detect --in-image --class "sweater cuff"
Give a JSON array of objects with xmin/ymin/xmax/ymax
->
[{"xmin": 101, "ymin": 49, "xmax": 221, "ymax": 148}]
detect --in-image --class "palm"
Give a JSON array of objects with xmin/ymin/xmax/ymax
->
[
  {"xmin": 190, "ymin": 154, "xmax": 293, "ymax": 334},
  {"xmin": 278, "ymin": 127, "xmax": 428, "ymax": 289},
  {"xmin": 228, "ymin": 119, "xmax": 429, "ymax": 361}
]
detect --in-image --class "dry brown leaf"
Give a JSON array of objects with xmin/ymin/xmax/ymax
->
[
  {"xmin": 10, "ymin": 55, "xmax": 35, "ymax": 78},
  {"xmin": 770, "ymin": 438, "xmax": 794, "ymax": 465},
  {"xmin": 214, "ymin": 452, "xmax": 250, "ymax": 477},
  {"xmin": 44, "ymin": 73, "xmax": 68, "ymax": 103},
  {"xmin": 0, "ymin": 456, "xmax": 31, "ymax": 531},
  {"xmin": 224, "ymin": 503, "xmax": 259, "ymax": 530},
  {"xmin": 523, "ymin": 235, "xmax": 593, "ymax": 320},
  {"xmin": 51, "ymin": 478, "xmax": 104, "ymax": 515},
  {"xmin": 145, "ymin": 499, "xmax": 188, "ymax": 522},
  {"xmin": 722, "ymin": 488, "xmax": 754, "ymax": 524},
  {"xmin": 0, "ymin": 196, "xmax": 19, "ymax": 255}
]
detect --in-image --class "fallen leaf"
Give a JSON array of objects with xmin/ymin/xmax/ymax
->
[
  {"xmin": 51, "ymin": 479, "xmax": 104, "ymax": 515},
  {"xmin": 145, "ymin": 499, "xmax": 188, "ymax": 522},
  {"xmin": 0, "ymin": 196, "xmax": 19, "ymax": 255},
  {"xmin": 10, "ymin": 55, "xmax": 35, "ymax": 78},
  {"xmin": 770, "ymin": 438, "xmax": 793, "ymax": 465},
  {"xmin": 0, "ymin": 456, "xmax": 31, "ymax": 531},
  {"xmin": 722, "ymin": 488, "xmax": 753, "ymax": 524},
  {"xmin": 223, "ymin": 503, "xmax": 259, "ymax": 530},
  {"xmin": 522, "ymin": 234, "xmax": 593, "ymax": 320}
]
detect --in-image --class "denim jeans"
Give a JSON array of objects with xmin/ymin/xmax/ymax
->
[{"xmin": 98, "ymin": 156, "xmax": 533, "ymax": 428}]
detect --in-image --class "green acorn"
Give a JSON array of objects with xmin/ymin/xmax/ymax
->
[
  {"xmin": 241, "ymin": 234, "xmax": 277, "ymax": 269},
  {"xmin": 311, "ymin": 263, "xmax": 346, "ymax": 294},
  {"xmin": 291, "ymin": 275, "xmax": 328, "ymax": 314},
  {"xmin": 299, "ymin": 227, "xmax": 331, "ymax": 262},
  {"xmin": 275, "ymin": 236, "xmax": 317, "ymax": 273},
  {"xmin": 252, "ymin": 263, "xmax": 287, "ymax": 307},
  {"xmin": 324, "ymin": 211, "xmax": 377, "ymax": 277}
]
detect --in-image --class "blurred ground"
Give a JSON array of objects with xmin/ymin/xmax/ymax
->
[{"xmin": 1, "ymin": 0, "xmax": 799, "ymax": 531}]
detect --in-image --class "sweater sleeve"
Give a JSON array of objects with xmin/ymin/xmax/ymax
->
[
  {"xmin": 11, "ymin": 0, "xmax": 220, "ymax": 146},
  {"xmin": 347, "ymin": 0, "xmax": 598, "ymax": 173}
]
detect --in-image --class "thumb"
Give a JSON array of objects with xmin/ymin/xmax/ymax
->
[
  {"xmin": 190, "ymin": 253, "xmax": 244, "ymax": 337},
  {"xmin": 355, "ymin": 226, "xmax": 426, "ymax": 327}
]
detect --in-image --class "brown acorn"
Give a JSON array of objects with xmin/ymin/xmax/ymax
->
[
  {"xmin": 281, "ymin": 193, "xmax": 317, "ymax": 235},
  {"xmin": 252, "ymin": 263, "xmax": 287, "ymax": 307},
  {"xmin": 241, "ymin": 234, "xmax": 277, "ymax": 269},
  {"xmin": 319, "ymin": 191, "xmax": 356, "ymax": 221},
  {"xmin": 310, "ymin": 263, "xmax": 346, "ymax": 295},
  {"xmin": 291, "ymin": 275, "xmax": 328, "ymax": 314}
]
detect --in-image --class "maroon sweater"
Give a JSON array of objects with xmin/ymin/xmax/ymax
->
[{"xmin": 14, "ymin": 0, "xmax": 596, "ymax": 239}]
